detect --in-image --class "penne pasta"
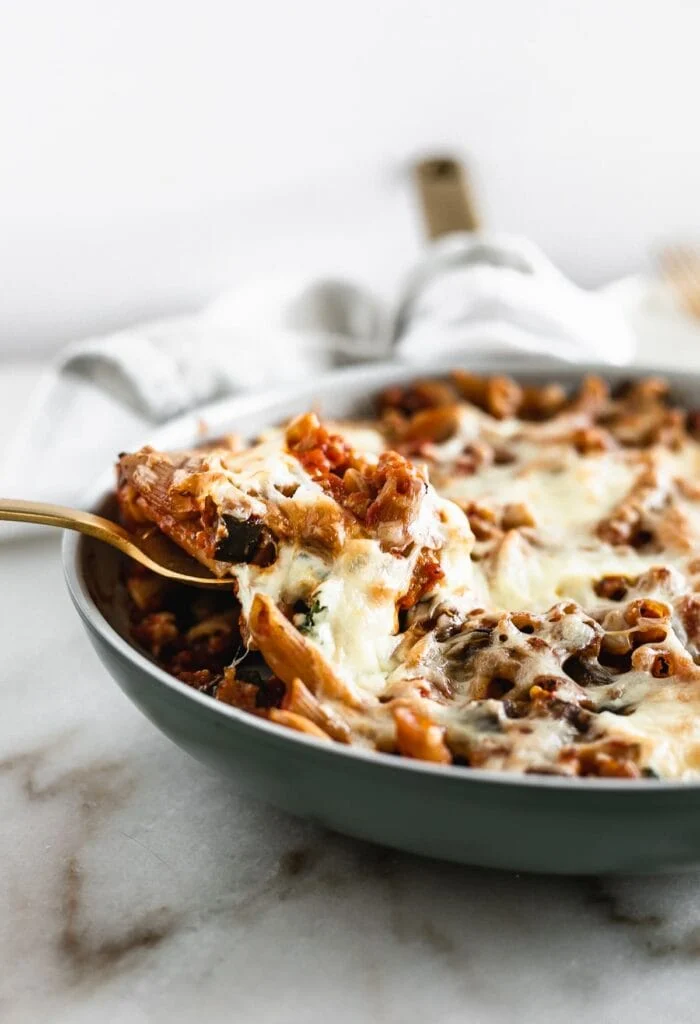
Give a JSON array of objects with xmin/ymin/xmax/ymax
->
[
  {"xmin": 392, "ymin": 706, "xmax": 452, "ymax": 764},
  {"xmin": 282, "ymin": 678, "xmax": 352, "ymax": 743},
  {"xmin": 248, "ymin": 593, "xmax": 363, "ymax": 709},
  {"xmin": 268, "ymin": 709, "xmax": 333, "ymax": 741}
]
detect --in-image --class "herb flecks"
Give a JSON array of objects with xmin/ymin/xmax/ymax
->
[{"xmin": 299, "ymin": 598, "xmax": 327, "ymax": 635}]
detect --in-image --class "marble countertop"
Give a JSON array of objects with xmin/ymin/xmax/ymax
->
[{"xmin": 3, "ymin": 361, "xmax": 700, "ymax": 1024}]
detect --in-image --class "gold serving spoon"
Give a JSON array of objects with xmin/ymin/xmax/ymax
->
[{"xmin": 0, "ymin": 499, "xmax": 233, "ymax": 589}]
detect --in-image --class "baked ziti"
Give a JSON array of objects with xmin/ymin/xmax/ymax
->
[{"xmin": 115, "ymin": 372, "xmax": 700, "ymax": 779}]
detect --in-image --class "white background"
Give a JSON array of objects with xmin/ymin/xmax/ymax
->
[{"xmin": 1, "ymin": 0, "xmax": 699, "ymax": 355}]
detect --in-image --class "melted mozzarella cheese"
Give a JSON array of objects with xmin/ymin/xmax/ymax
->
[
  {"xmin": 442, "ymin": 445, "xmax": 639, "ymax": 539},
  {"xmin": 172, "ymin": 438, "xmax": 327, "ymax": 522},
  {"xmin": 211, "ymin": 409, "xmax": 700, "ymax": 777},
  {"xmin": 428, "ymin": 494, "xmax": 486, "ymax": 614},
  {"xmin": 435, "ymin": 433, "xmax": 700, "ymax": 616},
  {"xmin": 221, "ymin": 439, "xmax": 323, "ymax": 501},
  {"xmin": 233, "ymin": 546, "xmax": 331, "ymax": 618},
  {"xmin": 426, "ymin": 421, "xmax": 700, "ymax": 777},
  {"xmin": 306, "ymin": 540, "xmax": 417, "ymax": 694},
  {"xmin": 237, "ymin": 510, "xmax": 480, "ymax": 697},
  {"xmin": 596, "ymin": 701, "xmax": 700, "ymax": 779},
  {"xmin": 488, "ymin": 533, "xmax": 661, "ymax": 612},
  {"xmin": 223, "ymin": 433, "xmax": 480, "ymax": 699}
]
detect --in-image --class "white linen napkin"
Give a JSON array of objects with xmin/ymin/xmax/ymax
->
[{"xmin": 0, "ymin": 232, "xmax": 635, "ymax": 516}]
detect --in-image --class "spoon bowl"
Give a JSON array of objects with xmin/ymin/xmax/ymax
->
[{"xmin": 0, "ymin": 498, "xmax": 232, "ymax": 588}]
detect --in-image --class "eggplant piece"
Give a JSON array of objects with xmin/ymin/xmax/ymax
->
[
  {"xmin": 562, "ymin": 655, "xmax": 613, "ymax": 687},
  {"xmin": 215, "ymin": 515, "xmax": 276, "ymax": 565}
]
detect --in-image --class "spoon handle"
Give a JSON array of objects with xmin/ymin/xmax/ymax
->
[{"xmin": 0, "ymin": 497, "xmax": 133, "ymax": 541}]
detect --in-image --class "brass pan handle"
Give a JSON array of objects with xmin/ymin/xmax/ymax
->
[{"xmin": 413, "ymin": 156, "xmax": 481, "ymax": 240}]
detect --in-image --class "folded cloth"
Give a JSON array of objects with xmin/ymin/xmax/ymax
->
[{"xmin": 0, "ymin": 232, "xmax": 635, "ymax": 520}]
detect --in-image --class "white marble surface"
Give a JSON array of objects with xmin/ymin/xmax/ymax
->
[{"xmin": 4, "ymin": 359, "xmax": 700, "ymax": 1023}]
